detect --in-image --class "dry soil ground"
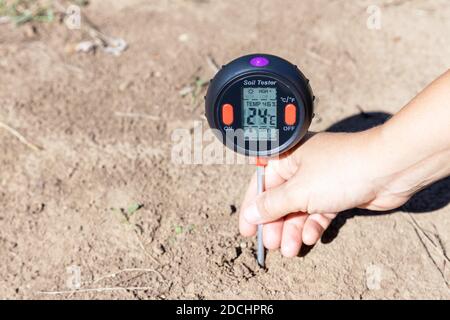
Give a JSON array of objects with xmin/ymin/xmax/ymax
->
[{"xmin": 0, "ymin": 0, "xmax": 449, "ymax": 299}]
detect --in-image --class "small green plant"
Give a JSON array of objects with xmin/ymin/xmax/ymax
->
[
  {"xmin": 179, "ymin": 72, "xmax": 209, "ymax": 107},
  {"xmin": 127, "ymin": 202, "xmax": 143, "ymax": 217},
  {"xmin": 174, "ymin": 225, "xmax": 183, "ymax": 235},
  {"xmin": 191, "ymin": 76, "xmax": 208, "ymax": 106},
  {"xmin": 0, "ymin": 0, "xmax": 89, "ymax": 26},
  {"xmin": 168, "ymin": 224, "xmax": 195, "ymax": 245},
  {"xmin": 0, "ymin": 0, "xmax": 54, "ymax": 25},
  {"xmin": 111, "ymin": 202, "xmax": 144, "ymax": 224},
  {"xmin": 71, "ymin": 0, "xmax": 88, "ymax": 6},
  {"xmin": 174, "ymin": 224, "xmax": 195, "ymax": 235}
]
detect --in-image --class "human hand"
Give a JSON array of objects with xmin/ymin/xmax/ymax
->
[{"xmin": 239, "ymin": 128, "xmax": 413, "ymax": 257}]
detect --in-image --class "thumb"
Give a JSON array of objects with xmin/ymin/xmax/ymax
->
[{"xmin": 243, "ymin": 179, "xmax": 306, "ymax": 224}]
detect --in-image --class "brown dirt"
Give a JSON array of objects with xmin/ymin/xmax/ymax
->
[{"xmin": 0, "ymin": 0, "xmax": 449, "ymax": 299}]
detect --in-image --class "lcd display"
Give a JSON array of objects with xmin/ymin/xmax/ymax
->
[{"xmin": 242, "ymin": 87, "xmax": 277, "ymax": 141}]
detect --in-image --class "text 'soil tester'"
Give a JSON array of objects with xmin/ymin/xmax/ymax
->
[{"xmin": 205, "ymin": 54, "xmax": 314, "ymax": 267}]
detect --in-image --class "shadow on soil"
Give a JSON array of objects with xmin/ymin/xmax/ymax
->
[{"xmin": 315, "ymin": 111, "xmax": 450, "ymax": 245}]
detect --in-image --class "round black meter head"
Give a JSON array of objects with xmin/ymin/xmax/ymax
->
[{"xmin": 205, "ymin": 53, "xmax": 314, "ymax": 157}]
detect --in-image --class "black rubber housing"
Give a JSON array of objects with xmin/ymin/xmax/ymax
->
[{"xmin": 205, "ymin": 53, "xmax": 314, "ymax": 157}]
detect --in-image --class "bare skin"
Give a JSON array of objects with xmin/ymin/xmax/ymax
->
[{"xmin": 240, "ymin": 69, "xmax": 450, "ymax": 257}]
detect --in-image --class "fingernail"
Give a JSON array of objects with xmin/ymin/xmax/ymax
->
[{"xmin": 244, "ymin": 204, "xmax": 261, "ymax": 224}]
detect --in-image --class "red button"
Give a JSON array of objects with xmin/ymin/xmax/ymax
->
[
  {"xmin": 222, "ymin": 104, "xmax": 234, "ymax": 125},
  {"xmin": 284, "ymin": 104, "xmax": 297, "ymax": 125}
]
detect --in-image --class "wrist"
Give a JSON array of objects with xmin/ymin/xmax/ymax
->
[{"xmin": 365, "ymin": 123, "xmax": 449, "ymax": 207}]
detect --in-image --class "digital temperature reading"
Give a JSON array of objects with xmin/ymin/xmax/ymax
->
[{"xmin": 242, "ymin": 87, "xmax": 277, "ymax": 141}]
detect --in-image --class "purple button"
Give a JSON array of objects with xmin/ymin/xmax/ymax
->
[{"xmin": 250, "ymin": 56, "xmax": 269, "ymax": 67}]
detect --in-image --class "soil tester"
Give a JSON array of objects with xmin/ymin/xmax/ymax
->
[{"xmin": 205, "ymin": 54, "xmax": 314, "ymax": 267}]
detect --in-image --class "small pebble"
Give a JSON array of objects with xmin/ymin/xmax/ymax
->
[
  {"xmin": 178, "ymin": 33, "xmax": 189, "ymax": 42},
  {"xmin": 0, "ymin": 16, "xmax": 10, "ymax": 24},
  {"xmin": 76, "ymin": 41, "xmax": 96, "ymax": 53},
  {"xmin": 119, "ymin": 80, "xmax": 133, "ymax": 91},
  {"xmin": 24, "ymin": 25, "xmax": 38, "ymax": 38}
]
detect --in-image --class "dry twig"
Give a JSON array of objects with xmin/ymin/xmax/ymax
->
[
  {"xmin": 0, "ymin": 121, "xmax": 43, "ymax": 151},
  {"xmin": 38, "ymin": 286, "xmax": 155, "ymax": 295},
  {"xmin": 93, "ymin": 268, "xmax": 164, "ymax": 284}
]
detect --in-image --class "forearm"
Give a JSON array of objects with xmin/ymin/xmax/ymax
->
[{"xmin": 373, "ymin": 70, "xmax": 450, "ymax": 196}]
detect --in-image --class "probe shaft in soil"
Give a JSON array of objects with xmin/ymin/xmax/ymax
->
[{"xmin": 256, "ymin": 165, "xmax": 265, "ymax": 267}]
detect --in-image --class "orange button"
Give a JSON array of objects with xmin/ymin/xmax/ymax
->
[
  {"xmin": 284, "ymin": 104, "xmax": 297, "ymax": 125},
  {"xmin": 222, "ymin": 104, "xmax": 234, "ymax": 125}
]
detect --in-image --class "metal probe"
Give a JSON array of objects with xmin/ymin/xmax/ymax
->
[{"xmin": 256, "ymin": 165, "xmax": 265, "ymax": 267}]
